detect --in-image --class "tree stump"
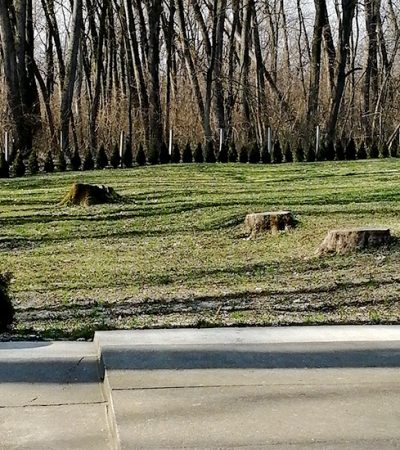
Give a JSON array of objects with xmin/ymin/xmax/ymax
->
[
  {"xmin": 61, "ymin": 183, "xmax": 122, "ymax": 206},
  {"xmin": 245, "ymin": 211, "xmax": 296, "ymax": 237},
  {"xmin": 318, "ymin": 228, "xmax": 391, "ymax": 256}
]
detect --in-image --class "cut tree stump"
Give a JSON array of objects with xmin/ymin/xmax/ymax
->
[
  {"xmin": 318, "ymin": 228, "xmax": 391, "ymax": 255},
  {"xmin": 61, "ymin": 183, "xmax": 122, "ymax": 206},
  {"xmin": 245, "ymin": 211, "xmax": 296, "ymax": 237}
]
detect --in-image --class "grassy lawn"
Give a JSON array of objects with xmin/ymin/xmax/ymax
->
[{"xmin": 1, "ymin": 160, "xmax": 400, "ymax": 339}]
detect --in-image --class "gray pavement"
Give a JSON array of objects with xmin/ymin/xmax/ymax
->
[
  {"xmin": 1, "ymin": 326, "xmax": 400, "ymax": 449},
  {"xmin": 0, "ymin": 342, "xmax": 111, "ymax": 450}
]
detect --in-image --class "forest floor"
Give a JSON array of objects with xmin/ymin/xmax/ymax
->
[{"xmin": 1, "ymin": 160, "xmax": 400, "ymax": 339}]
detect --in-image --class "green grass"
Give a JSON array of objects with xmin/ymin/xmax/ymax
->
[{"xmin": 1, "ymin": 160, "xmax": 400, "ymax": 338}]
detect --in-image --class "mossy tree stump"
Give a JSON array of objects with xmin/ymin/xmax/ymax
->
[
  {"xmin": 245, "ymin": 211, "xmax": 296, "ymax": 237},
  {"xmin": 61, "ymin": 183, "xmax": 122, "ymax": 206},
  {"xmin": 318, "ymin": 228, "xmax": 391, "ymax": 255}
]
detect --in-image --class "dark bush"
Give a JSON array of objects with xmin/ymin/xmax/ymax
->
[
  {"xmin": 182, "ymin": 143, "xmax": 192, "ymax": 163},
  {"xmin": 228, "ymin": 142, "xmax": 238, "ymax": 162},
  {"xmin": 247, "ymin": 142, "xmax": 259, "ymax": 164},
  {"xmin": 148, "ymin": 143, "xmax": 159, "ymax": 165},
  {"xmin": 96, "ymin": 144, "xmax": 108, "ymax": 169},
  {"xmin": 122, "ymin": 138, "xmax": 133, "ymax": 167},
  {"xmin": 70, "ymin": 147, "xmax": 82, "ymax": 171},
  {"xmin": 239, "ymin": 145, "xmax": 248, "ymax": 163},
  {"xmin": 305, "ymin": 144, "xmax": 315, "ymax": 162},
  {"xmin": 335, "ymin": 140, "xmax": 345, "ymax": 160},
  {"xmin": 58, "ymin": 151, "xmax": 67, "ymax": 172},
  {"xmin": 390, "ymin": 144, "xmax": 398, "ymax": 158},
  {"xmin": 171, "ymin": 142, "xmax": 181, "ymax": 164},
  {"xmin": 0, "ymin": 272, "xmax": 14, "ymax": 332},
  {"xmin": 193, "ymin": 143, "xmax": 204, "ymax": 163},
  {"xmin": 218, "ymin": 142, "xmax": 229, "ymax": 163},
  {"xmin": 345, "ymin": 138, "xmax": 356, "ymax": 160},
  {"xmin": 82, "ymin": 149, "xmax": 95, "ymax": 171},
  {"xmin": 204, "ymin": 141, "xmax": 216, "ymax": 163},
  {"xmin": 325, "ymin": 140, "xmax": 335, "ymax": 161},
  {"xmin": 0, "ymin": 153, "xmax": 9, "ymax": 178},
  {"xmin": 294, "ymin": 143, "xmax": 304, "ymax": 162},
  {"xmin": 159, "ymin": 142, "xmax": 170, "ymax": 164},
  {"xmin": 10, "ymin": 151, "xmax": 26, "ymax": 177},
  {"xmin": 316, "ymin": 140, "xmax": 326, "ymax": 161},
  {"xmin": 271, "ymin": 140, "xmax": 283, "ymax": 164},
  {"xmin": 261, "ymin": 143, "xmax": 271, "ymax": 164},
  {"xmin": 136, "ymin": 143, "xmax": 146, "ymax": 166},
  {"xmin": 369, "ymin": 142, "xmax": 379, "ymax": 159},
  {"xmin": 284, "ymin": 142, "xmax": 293, "ymax": 163},
  {"xmin": 43, "ymin": 150, "xmax": 55, "ymax": 173},
  {"xmin": 28, "ymin": 150, "xmax": 39, "ymax": 175},
  {"xmin": 110, "ymin": 143, "xmax": 120, "ymax": 169},
  {"xmin": 357, "ymin": 142, "xmax": 367, "ymax": 160},
  {"xmin": 380, "ymin": 143, "xmax": 389, "ymax": 158}
]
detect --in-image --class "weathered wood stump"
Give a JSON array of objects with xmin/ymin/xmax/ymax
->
[
  {"xmin": 318, "ymin": 228, "xmax": 391, "ymax": 255},
  {"xmin": 61, "ymin": 183, "xmax": 122, "ymax": 206},
  {"xmin": 245, "ymin": 211, "xmax": 296, "ymax": 237}
]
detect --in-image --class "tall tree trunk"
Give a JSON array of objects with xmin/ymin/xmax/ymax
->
[
  {"xmin": 60, "ymin": 0, "xmax": 82, "ymax": 153},
  {"xmin": 326, "ymin": 0, "xmax": 357, "ymax": 143},
  {"xmin": 307, "ymin": 0, "xmax": 325, "ymax": 126},
  {"xmin": 147, "ymin": 0, "xmax": 163, "ymax": 154},
  {"xmin": 363, "ymin": 0, "xmax": 380, "ymax": 143},
  {"xmin": 0, "ymin": 0, "xmax": 38, "ymax": 154}
]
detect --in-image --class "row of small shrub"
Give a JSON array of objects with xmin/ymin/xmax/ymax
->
[{"xmin": 0, "ymin": 138, "xmax": 398, "ymax": 178}]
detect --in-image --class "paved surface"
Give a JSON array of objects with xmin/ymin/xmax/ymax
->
[
  {"xmin": 0, "ymin": 342, "xmax": 111, "ymax": 449},
  {"xmin": 1, "ymin": 326, "xmax": 400, "ymax": 449},
  {"xmin": 96, "ymin": 326, "xmax": 400, "ymax": 449}
]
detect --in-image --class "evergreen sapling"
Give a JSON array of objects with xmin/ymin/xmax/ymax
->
[
  {"xmin": 136, "ymin": 143, "xmax": 146, "ymax": 166},
  {"xmin": 110, "ymin": 143, "xmax": 120, "ymax": 168},
  {"xmin": 28, "ymin": 150, "xmax": 39, "ymax": 175},
  {"xmin": 345, "ymin": 138, "xmax": 356, "ymax": 160},
  {"xmin": 204, "ymin": 141, "xmax": 216, "ymax": 163},
  {"xmin": 369, "ymin": 142, "xmax": 379, "ymax": 159},
  {"xmin": 284, "ymin": 142, "xmax": 293, "ymax": 163},
  {"xmin": 335, "ymin": 140, "xmax": 345, "ymax": 160},
  {"xmin": 248, "ymin": 142, "xmax": 260, "ymax": 164},
  {"xmin": 122, "ymin": 138, "xmax": 133, "ymax": 167},
  {"xmin": 239, "ymin": 145, "xmax": 248, "ymax": 163},
  {"xmin": 228, "ymin": 142, "xmax": 238, "ymax": 162},
  {"xmin": 159, "ymin": 142, "xmax": 170, "ymax": 164},
  {"xmin": 182, "ymin": 143, "xmax": 192, "ymax": 163},
  {"xmin": 271, "ymin": 140, "xmax": 283, "ymax": 163},
  {"xmin": 82, "ymin": 149, "xmax": 95, "ymax": 170},
  {"xmin": 148, "ymin": 143, "xmax": 159, "ymax": 165},
  {"xmin": 218, "ymin": 142, "xmax": 228, "ymax": 163},
  {"xmin": 357, "ymin": 142, "xmax": 367, "ymax": 160},
  {"xmin": 294, "ymin": 143, "xmax": 304, "ymax": 162},
  {"xmin": 96, "ymin": 144, "xmax": 108, "ymax": 169},
  {"xmin": 0, "ymin": 152, "xmax": 9, "ymax": 178},
  {"xmin": 261, "ymin": 143, "xmax": 271, "ymax": 164},
  {"xmin": 44, "ymin": 150, "xmax": 55, "ymax": 172},
  {"xmin": 58, "ymin": 151, "xmax": 67, "ymax": 172},
  {"xmin": 11, "ymin": 152, "xmax": 25, "ymax": 177},
  {"xmin": 171, "ymin": 142, "xmax": 181, "ymax": 163},
  {"xmin": 70, "ymin": 147, "xmax": 82, "ymax": 171},
  {"xmin": 193, "ymin": 143, "xmax": 203, "ymax": 163}
]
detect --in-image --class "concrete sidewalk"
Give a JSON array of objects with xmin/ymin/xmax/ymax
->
[
  {"xmin": 1, "ymin": 326, "xmax": 400, "ymax": 449},
  {"xmin": 95, "ymin": 326, "xmax": 400, "ymax": 449},
  {"xmin": 0, "ymin": 341, "xmax": 111, "ymax": 450}
]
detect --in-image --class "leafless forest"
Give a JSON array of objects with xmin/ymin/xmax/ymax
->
[{"xmin": 0, "ymin": 0, "xmax": 399, "ymax": 159}]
